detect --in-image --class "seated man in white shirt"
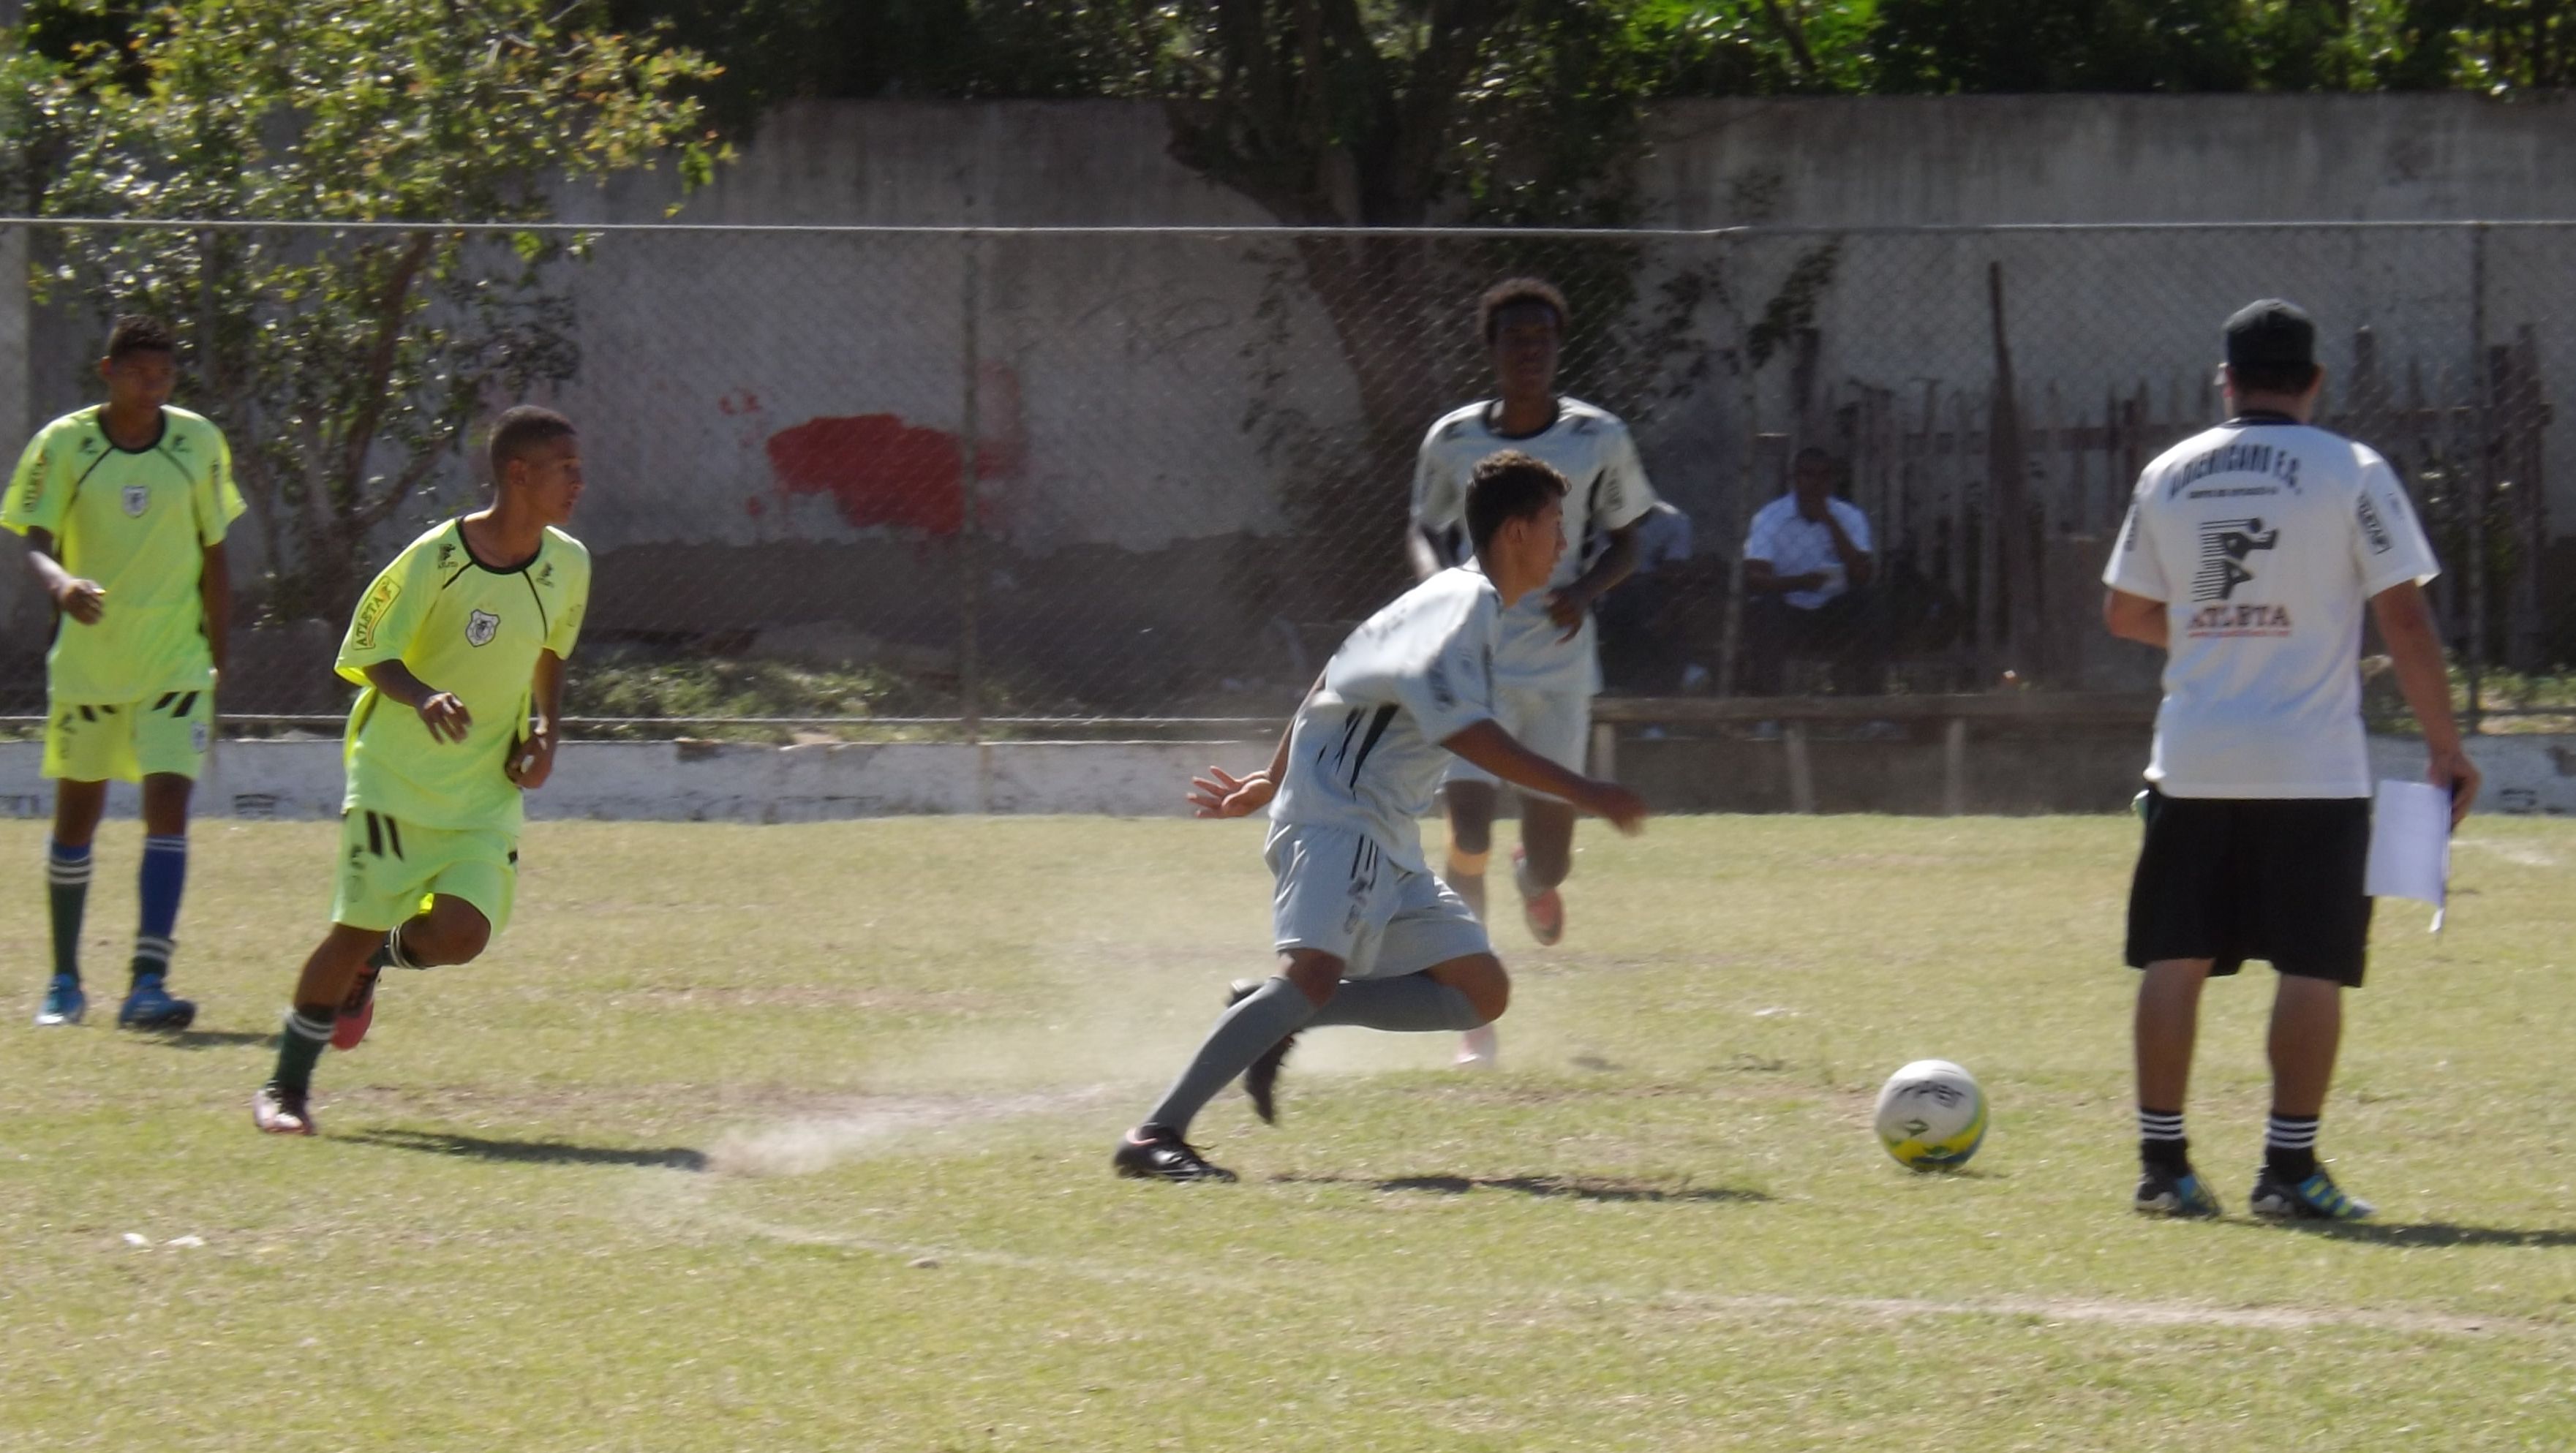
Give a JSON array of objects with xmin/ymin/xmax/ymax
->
[{"xmin": 1740, "ymin": 448, "xmax": 1885, "ymax": 695}]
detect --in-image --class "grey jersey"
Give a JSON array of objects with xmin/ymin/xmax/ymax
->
[
  {"xmin": 1270, "ymin": 567, "xmax": 1500, "ymax": 872},
  {"xmin": 1410, "ymin": 396, "xmax": 1657, "ymax": 695}
]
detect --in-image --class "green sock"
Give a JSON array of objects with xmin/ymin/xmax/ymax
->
[
  {"xmin": 271, "ymin": 1006, "xmax": 333, "ymax": 1097},
  {"xmin": 47, "ymin": 840, "xmax": 91, "ymax": 981}
]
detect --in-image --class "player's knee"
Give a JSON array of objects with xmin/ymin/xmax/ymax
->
[
  {"xmin": 414, "ymin": 901, "xmax": 492, "ymax": 966},
  {"xmin": 1278, "ymin": 949, "xmax": 1344, "ymax": 1006},
  {"xmin": 1432, "ymin": 954, "xmax": 1510, "ymax": 1024}
]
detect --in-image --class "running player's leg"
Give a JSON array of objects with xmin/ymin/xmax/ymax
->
[
  {"xmin": 1441, "ymin": 780, "xmax": 1496, "ymax": 924},
  {"xmin": 1507, "ymin": 687, "xmax": 1589, "ymax": 945},
  {"xmin": 336, "ymin": 826, "xmax": 513, "ymax": 1049},
  {"xmin": 256, "ymin": 924, "xmax": 382, "ymax": 1134}
]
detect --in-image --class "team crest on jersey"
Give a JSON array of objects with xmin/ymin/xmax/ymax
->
[
  {"xmin": 2191, "ymin": 518, "xmax": 2278, "ymax": 602},
  {"xmin": 537, "ymin": 561, "xmax": 555, "ymax": 586},
  {"xmin": 465, "ymin": 608, "xmax": 501, "ymax": 646},
  {"xmin": 121, "ymin": 484, "xmax": 150, "ymax": 517},
  {"xmin": 436, "ymin": 542, "xmax": 457, "ymax": 569}
]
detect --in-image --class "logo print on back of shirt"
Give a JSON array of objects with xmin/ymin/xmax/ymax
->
[
  {"xmin": 2192, "ymin": 518, "xmax": 2278, "ymax": 602},
  {"xmin": 465, "ymin": 608, "xmax": 500, "ymax": 646},
  {"xmin": 2356, "ymin": 491, "xmax": 2395, "ymax": 555}
]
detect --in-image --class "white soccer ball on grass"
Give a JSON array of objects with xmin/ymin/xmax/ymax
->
[{"xmin": 1873, "ymin": 1059, "xmax": 1987, "ymax": 1171}]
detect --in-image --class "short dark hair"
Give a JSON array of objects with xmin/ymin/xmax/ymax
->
[
  {"xmin": 1478, "ymin": 277, "xmax": 1569, "ymax": 344},
  {"xmin": 1466, "ymin": 450, "xmax": 1567, "ymax": 554},
  {"xmin": 105, "ymin": 314, "xmax": 176, "ymax": 361},
  {"xmin": 489, "ymin": 405, "xmax": 577, "ymax": 480}
]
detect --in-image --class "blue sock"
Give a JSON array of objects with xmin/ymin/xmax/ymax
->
[
  {"xmin": 132, "ymin": 834, "xmax": 187, "ymax": 985},
  {"xmin": 48, "ymin": 840, "xmax": 91, "ymax": 982}
]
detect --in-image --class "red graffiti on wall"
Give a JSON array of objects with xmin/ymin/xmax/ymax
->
[{"xmin": 761, "ymin": 365, "xmax": 1024, "ymax": 535}]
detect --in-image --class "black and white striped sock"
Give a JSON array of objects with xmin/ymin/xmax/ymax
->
[
  {"xmin": 2265, "ymin": 1112, "xmax": 2320, "ymax": 1182},
  {"xmin": 2139, "ymin": 1106, "xmax": 2188, "ymax": 1171}
]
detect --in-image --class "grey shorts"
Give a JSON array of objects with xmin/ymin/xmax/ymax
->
[
  {"xmin": 1441, "ymin": 684, "xmax": 1589, "ymax": 799},
  {"xmin": 1265, "ymin": 823, "xmax": 1489, "ymax": 981}
]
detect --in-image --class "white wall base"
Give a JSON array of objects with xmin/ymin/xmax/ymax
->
[{"xmin": 0, "ymin": 733, "xmax": 2566, "ymax": 823}]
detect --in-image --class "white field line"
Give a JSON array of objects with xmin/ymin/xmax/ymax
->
[{"xmin": 2453, "ymin": 837, "xmax": 2565, "ymax": 869}]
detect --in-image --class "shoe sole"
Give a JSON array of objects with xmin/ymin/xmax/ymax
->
[
  {"xmin": 117, "ymin": 1006, "xmax": 195, "ymax": 1032},
  {"xmin": 252, "ymin": 1101, "xmax": 317, "ymax": 1136}
]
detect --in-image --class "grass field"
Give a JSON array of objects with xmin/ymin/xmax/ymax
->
[{"xmin": 5, "ymin": 813, "xmax": 2573, "ymax": 1451}]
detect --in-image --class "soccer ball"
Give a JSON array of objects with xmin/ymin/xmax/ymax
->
[{"xmin": 1873, "ymin": 1059, "xmax": 1987, "ymax": 1171}]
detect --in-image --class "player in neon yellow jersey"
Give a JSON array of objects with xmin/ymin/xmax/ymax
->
[
  {"xmin": 5, "ymin": 315, "xmax": 244, "ymax": 1031},
  {"xmin": 254, "ymin": 405, "xmax": 591, "ymax": 1135}
]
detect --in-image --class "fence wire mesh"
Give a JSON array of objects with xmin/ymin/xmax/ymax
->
[{"xmin": 1, "ymin": 219, "xmax": 2569, "ymax": 739}]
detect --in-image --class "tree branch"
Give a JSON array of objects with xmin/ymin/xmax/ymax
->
[
  {"xmin": 1758, "ymin": 0, "xmax": 1820, "ymax": 81},
  {"xmin": 334, "ymin": 230, "xmax": 437, "ymax": 502}
]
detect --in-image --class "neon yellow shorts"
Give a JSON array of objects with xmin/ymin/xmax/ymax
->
[
  {"xmin": 43, "ymin": 689, "xmax": 213, "ymax": 782},
  {"xmin": 331, "ymin": 807, "xmax": 517, "ymax": 937}
]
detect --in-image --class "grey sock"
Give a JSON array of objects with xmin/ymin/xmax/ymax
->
[
  {"xmin": 1308, "ymin": 973, "xmax": 1483, "ymax": 1033},
  {"xmin": 1145, "ymin": 977, "xmax": 1317, "ymax": 1135}
]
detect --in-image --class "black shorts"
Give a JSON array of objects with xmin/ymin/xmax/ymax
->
[{"xmin": 2124, "ymin": 788, "xmax": 2374, "ymax": 987}]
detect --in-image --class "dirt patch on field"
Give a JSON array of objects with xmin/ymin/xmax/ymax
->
[{"xmin": 705, "ymin": 1086, "xmax": 1118, "ymax": 1177}]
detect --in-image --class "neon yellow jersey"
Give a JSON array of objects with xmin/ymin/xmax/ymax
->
[
  {"xmin": 2, "ymin": 406, "xmax": 246, "ymax": 702},
  {"xmin": 336, "ymin": 519, "xmax": 590, "ymax": 833}
]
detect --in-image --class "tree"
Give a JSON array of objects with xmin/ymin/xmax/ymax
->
[{"xmin": 29, "ymin": 0, "xmax": 722, "ymax": 618}]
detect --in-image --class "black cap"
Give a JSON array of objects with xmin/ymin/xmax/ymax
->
[{"xmin": 2224, "ymin": 298, "xmax": 2316, "ymax": 372}]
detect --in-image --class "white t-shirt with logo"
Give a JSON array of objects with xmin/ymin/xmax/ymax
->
[
  {"xmin": 1270, "ymin": 567, "xmax": 1501, "ymax": 872},
  {"xmin": 1410, "ymin": 397, "xmax": 1657, "ymax": 695},
  {"xmin": 1743, "ymin": 494, "xmax": 1874, "ymax": 609},
  {"xmin": 2104, "ymin": 418, "xmax": 2439, "ymax": 799}
]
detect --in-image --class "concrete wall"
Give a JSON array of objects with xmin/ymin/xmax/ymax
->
[
  {"xmin": 4, "ymin": 733, "xmax": 2569, "ymax": 822},
  {"xmin": 10, "ymin": 97, "xmax": 2576, "ymax": 701}
]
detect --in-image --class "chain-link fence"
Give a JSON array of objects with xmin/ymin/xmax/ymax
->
[{"xmin": 1, "ymin": 219, "xmax": 2569, "ymax": 739}]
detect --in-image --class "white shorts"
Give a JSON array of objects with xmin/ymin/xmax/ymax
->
[
  {"xmin": 1265, "ymin": 823, "xmax": 1489, "ymax": 981},
  {"xmin": 1442, "ymin": 684, "xmax": 1590, "ymax": 799}
]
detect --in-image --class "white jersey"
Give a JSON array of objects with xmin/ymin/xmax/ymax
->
[
  {"xmin": 2104, "ymin": 416, "xmax": 2439, "ymax": 799},
  {"xmin": 1270, "ymin": 567, "xmax": 1500, "ymax": 872},
  {"xmin": 1743, "ymin": 494, "xmax": 1874, "ymax": 609},
  {"xmin": 1410, "ymin": 396, "xmax": 1657, "ymax": 695}
]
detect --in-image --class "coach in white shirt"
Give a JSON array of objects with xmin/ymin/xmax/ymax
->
[
  {"xmin": 1740, "ymin": 447, "xmax": 1883, "ymax": 694},
  {"xmin": 2104, "ymin": 298, "xmax": 2478, "ymax": 1224}
]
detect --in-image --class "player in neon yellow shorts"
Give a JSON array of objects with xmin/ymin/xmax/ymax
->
[
  {"xmin": 4, "ymin": 315, "xmax": 244, "ymax": 1031},
  {"xmin": 253, "ymin": 406, "xmax": 591, "ymax": 1135}
]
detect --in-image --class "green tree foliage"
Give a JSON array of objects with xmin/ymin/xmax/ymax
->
[{"xmin": 21, "ymin": 0, "xmax": 722, "ymax": 617}]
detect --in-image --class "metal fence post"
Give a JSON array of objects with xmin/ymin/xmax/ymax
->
[
  {"xmin": 959, "ymin": 233, "xmax": 986, "ymax": 762},
  {"xmin": 2467, "ymin": 223, "xmax": 2490, "ymax": 731}
]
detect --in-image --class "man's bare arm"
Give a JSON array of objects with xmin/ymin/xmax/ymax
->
[
  {"xmin": 2104, "ymin": 588, "xmax": 2168, "ymax": 649},
  {"xmin": 24, "ymin": 527, "xmax": 104, "ymax": 624},
  {"xmin": 199, "ymin": 540, "xmax": 230, "ymax": 676},
  {"xmin": 363, "ymin": 660, "xmax": 472, "ymax": 743},
  {"xmin": 2370, "ymin": 580, "xmax": 2480, "ymax": 826},
  {"xmin": 1441, "ymin": 720, "xmax": 1646, "ymax": 833}
]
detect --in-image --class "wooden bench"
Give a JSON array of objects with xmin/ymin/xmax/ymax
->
[{"xmin": 1589, "ymin": 692, "xmax": 2161, "ymax": 815}]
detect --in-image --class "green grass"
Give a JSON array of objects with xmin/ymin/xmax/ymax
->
[{"xmin": 4, "ymin": 814, "xmax": 2573, "ymax": 1451}]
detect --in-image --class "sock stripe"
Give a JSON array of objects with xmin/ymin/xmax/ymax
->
[
  {"xmin": 282, "ymin": 1011, "xmax": 333, "ymax": 1043},
  {"xmin": 47, "ymin": 867, "xmax": 94, "ymax": 884},
  {"xmin": 2266, "ymin": 1114, "xmax": 2321, "ymax": 1151},
  {"xmin": 385, "ymin": 927, "xmax": 415, "ymax": 971},
  {"xmin": 2138, "ymin": 1109, "xmax": 2187, "ymax": 1141},
  {"xmin": 142, "ymin": 837, "xmax": 188, "ymax": 853}
]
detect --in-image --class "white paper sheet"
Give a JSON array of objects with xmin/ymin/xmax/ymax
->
[{"xmin": 2365, "ymin": 779, "xmax": 2454, "ymax": 932}]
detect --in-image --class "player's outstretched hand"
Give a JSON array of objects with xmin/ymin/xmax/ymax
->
[
  {"xmin": 2430, "ymin": 743, "xmax": 2481, "ymax": 829},
  {"xmin": 507, "ymin": 724, "xmax": 560, "ymax": 789},
  {"xmin": 53, "ymin": 577, "xmax": 105, "ymax": 624},
  {"xmin": 416, "ymin": 691, "xmax": 472, "ymax": 744},
  {"xmin": 1582, "ymin": 780, "xmax": 1649, "ymax": 836},
  {"xmin": 1188, "ymin": 766, "xmax": 1276, "ymax": 819}
]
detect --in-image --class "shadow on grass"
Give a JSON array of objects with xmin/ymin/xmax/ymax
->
[
  {"xmin": 2272, "ymin": 1220, "xmax": 2576, "ymax": 1249},
  {"xmin": 346, "ymin": 1127, "xmax": 708, "ymax": 1172},
  {"xmin": 164, "ymin": 1030, "xmax": 277, "ymax": 1050},
  {"xmin": 1274, "ymin": 1172, "xmax": 1768, "ymax": 1204}
]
